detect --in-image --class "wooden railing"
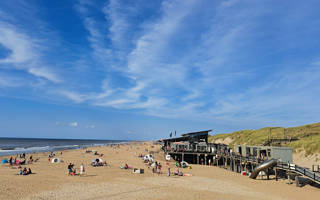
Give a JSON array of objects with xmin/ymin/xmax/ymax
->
[
  {"xmin": 164, "ymin": 147, "xmax": 320, "ymax": 184},
  {"xmin": 276, "ymin": 162, "xmax": 320, "ymax": 183}
]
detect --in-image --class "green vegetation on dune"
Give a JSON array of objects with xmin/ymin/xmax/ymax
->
[{"xmin": 209, "ymin": 122, "xmax": 320, "ymax": 156}]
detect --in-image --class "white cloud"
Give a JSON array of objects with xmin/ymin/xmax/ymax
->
[
  {"xmin": 103, "ymin": 0, "xmax": 130, "ymax": 48},
  {"xmin": 69, "ymin": 122, "xmax": 78, "ymax": 127},
  {"xmin": 58, "ymin": 90, "xmax": 88, "ymax": 103},
  {"xmin": 2, "ymin": 0, "xmax": 316, "ymax": 133},
  {"xmin": 0, "ymin": 20, "xmax": 61, "ymax": 83},
  {"xmin": 0, "ymin": 74, "xmax": 21, "ymax": 87}
]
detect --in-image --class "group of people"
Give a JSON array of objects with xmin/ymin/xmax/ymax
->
[
  {"xmin": 67, "ymin": 163, "xmax": 85, "ymax": 176},
  {"xmin": 9, "ymin": 155, "xmax": 34, "ymax": 166},
  {"xmin": 152, "ymin": 161, "xmax": 162, "ymax": 174},
  {"xmin": 18, "ymin": 167, "xmax": 32, "ymax": 175},
  {"xmin": 144, "ymin": 155, "xmax": 191, "ymax": 177}
]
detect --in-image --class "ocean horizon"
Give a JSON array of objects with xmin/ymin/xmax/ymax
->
[{"xmin": 0, "ymin": 137, "xmax": 131, "ymax": 157}]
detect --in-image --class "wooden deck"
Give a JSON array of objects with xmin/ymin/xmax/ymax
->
[{"xmin": 165, "ymin": 150, "xmax": 320, "ymax": 185}]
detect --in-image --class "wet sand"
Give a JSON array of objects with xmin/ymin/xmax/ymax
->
[{"xmin": 0, "ymin": 143, "xmax": 319, "ymax": 200}]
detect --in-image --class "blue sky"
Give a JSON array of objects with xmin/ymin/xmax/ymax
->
[{"xmin": 1, "ymin": 0, "xmax": 320, "ymax": 140}]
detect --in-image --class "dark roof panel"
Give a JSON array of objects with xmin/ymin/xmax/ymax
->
[{"xmin": 181, "ymin": 130, "xmax": 212, "ymax": 137}]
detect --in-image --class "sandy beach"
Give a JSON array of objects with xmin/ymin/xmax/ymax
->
[{"xmin": 0, "ymin": 143, "xmax": 319, "ymax": 200}]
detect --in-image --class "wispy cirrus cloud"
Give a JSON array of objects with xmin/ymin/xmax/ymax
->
[
  {"xmin": 0, "ymin": 7, "xmax": 61, "ymax": 84},
  {"xmin": 69, "ymin": 0, "xmax": 320, "ymax": 129},
  {"xmin": 2, "ymin": 0, "xmax": 320, "ymax": 133}
]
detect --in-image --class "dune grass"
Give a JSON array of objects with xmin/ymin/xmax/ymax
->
[{"xmin": 209, "ymin": 122, "xmax": 320, "ymax": 156}]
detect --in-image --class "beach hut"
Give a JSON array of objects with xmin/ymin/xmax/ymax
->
[
  {"xmin": 1, "ymin": 159, "xmax": 8, "ymax": 164},
  {"xmin": 51, "ymin": 158, "xmax": 61, "ymax": 163}
]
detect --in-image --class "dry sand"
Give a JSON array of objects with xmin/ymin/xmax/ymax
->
[
  {"xmin": 0, "ymin": 143, "xmax": 319, "ymax": 200},
  {"xmin": 293, "ymin": 150, "xmax": 320, "ymax": 169}
]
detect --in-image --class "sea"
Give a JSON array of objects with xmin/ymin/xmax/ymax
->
[{"xmin": 0, "ymin": 137, "xmax": 128, "ymax": 157}]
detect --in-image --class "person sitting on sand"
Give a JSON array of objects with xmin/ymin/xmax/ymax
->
[
  {"xmin": 12, "ymin": 157, "xmax": 16, "ymax": 165},
  {"xmin": 20, "ymin": 159, "xmax": 26, "ymax": 165},
  {"xmin": 28, "ymin": 168, "xmax": 32, "ymax": 175},
  {"xmin": 22, "ymin": 167, "xmax": 28, "ymax": 175},
  {"xmin": 124, "ymin": 163, "xmax": 129, "ymax": 169},
  {"xmin": 174, "ymin": 168, "xmax": 183, "ymax": 176},
  {"xmin": 18, "ymin": 169, "xmax": 23, "ymax": 175},
  {"xmin": 29, "ymin": 155, "xmax": 33, "ymax": 163}
]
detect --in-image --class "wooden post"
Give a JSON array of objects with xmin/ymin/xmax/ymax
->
[
  {"xmin": 182, "ymin": 153, "xmax": 184, "ymax": 162},
  {"xmin": 267, "ymin": 168, "xmax": 270, "ymax": 180},
  {"xmin": 205, "ymin": 154, "xmax": 207, "ymax": 165},
  {"xmin": 269, "ymin": 128, "xmax": 272, "ymax": 140},
  {"xmin": 312, "ymin": 165, "xmax": 315, "ymax": 172},
  {"xmin": 275, "ymin": 169, "xmax": 278, "ymax": 181},
  {"xmin": 295, "ymin": 176, "xmax": 300, "ymax": 187},
  {"xmin": 197, "ymin": 154, "xmax": 199, "ymax": 164}
]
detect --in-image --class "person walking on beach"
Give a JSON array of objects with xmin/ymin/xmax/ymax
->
[
  {"xmin": 80, "ymin": 163, "xmax": 85, "ymax": 176},
  {"xmin": 9, "ymin": 156, "xmax": 13, "ymax": 165},
  {"xmin": 67, "ymin": 163, "xmax": 74, "ymax": 175}
]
